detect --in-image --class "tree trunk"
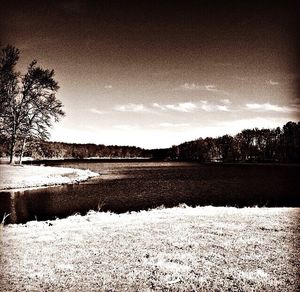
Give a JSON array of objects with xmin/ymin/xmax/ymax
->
[
  {"xmin": 18, "ymin": 138, "xmax": 27, "ymax": 165},
  {"xmin": 9, "ymin": 137, "xmax": 16, "ymax": 164}
]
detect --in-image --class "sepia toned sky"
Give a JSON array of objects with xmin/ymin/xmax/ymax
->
[{"xmin": 1, "ymin": 0, "xmax": 299, "ymax": 148}]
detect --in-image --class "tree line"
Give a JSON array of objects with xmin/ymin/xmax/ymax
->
[
  {"xmin": 167, "ymin": 121, "xmax": 300, "ymax": 163},
  {"xmin": 0, "ymin": 121, "xmax": 299, "ymax": 163},
  {"xmin": 2, "ymin": 140, "xmax": 146, "ymax": 160}
]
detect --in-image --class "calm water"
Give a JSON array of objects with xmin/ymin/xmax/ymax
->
[{"xmin": 1, "ymin": 161, "xmax": 299, "ymax": 223}]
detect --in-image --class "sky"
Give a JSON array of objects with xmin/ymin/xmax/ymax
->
[{"xmin": 1, "ymin": 0, "xmax": 299, "ymax": 149}]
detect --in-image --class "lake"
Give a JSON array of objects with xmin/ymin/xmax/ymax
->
[{"xmin": 1, "ymin": 161, "xmax": 299, "ymax": 224}]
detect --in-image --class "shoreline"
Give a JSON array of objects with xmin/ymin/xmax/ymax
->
[{"xmin": 0, "ymin": 164, "xmax": 99, "ymax": 191}]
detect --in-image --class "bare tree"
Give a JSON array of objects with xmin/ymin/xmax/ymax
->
[
  {"xmin": 0, "ymin": 46, "xmax": 20, "ymax": 162},
  {"xmin": 0, "ymin": 45, "xmax": 20, "ymax": 113},
  {"xmin": 0, "ymin": 45, "xmax": 65, "ymax": 164}
]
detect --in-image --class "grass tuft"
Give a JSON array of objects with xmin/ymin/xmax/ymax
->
[{"xmin": 1, "ymin": 212, "xmax": 10, "ymax": 225}]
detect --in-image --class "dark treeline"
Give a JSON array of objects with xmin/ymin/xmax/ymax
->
[
  {"xmin": 0, "ymin": 140, "xmax": 147, "ymax": 160},
  {"xmin": 167, "ymin": 121, "xmax": 300, "ymax": 163},
  {"xmin": 0, "ymin": 121, "xmax": 299, "ymax": 163}
]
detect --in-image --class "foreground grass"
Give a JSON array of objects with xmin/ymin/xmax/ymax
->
[
  {"xmin": 0, "ymin": 206, "xmax": 299, "ymax": 291},
  {"xmin": 0, "ymin": 165, "xmax": 99, "ymax": 190}
]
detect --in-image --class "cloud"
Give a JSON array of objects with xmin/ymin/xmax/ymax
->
[
  {"xmin": 153, "ymin": 102, "xmax": 196, "ymax": 112},
  {"xmin": 159, "ymin": 123, "xmax": 190, "ymax": 128},
  {"xmin": 245, "ymin": 103, "xmax": 296, "ymax": 113},
  {"xmin": 216, "ymin": 105, "xmax": 230, "ymax": 112},
  {"xmin": 90, "ymin": 108, "xmax": 106, "ymax": 115},
  {"xmin": 205, "ymin": 85, "xmax": 230, "ymax": 96},
  {"xmin": 166, "ymin": 102, "xmax": 197, "ymax": 112},
  {"xmin": 220, "ymin": 99, "xmax": 231, "ymax": 105},
  {"xmin": 198, "ymin": 101, "xmax": 230, "ymax": 112},
  {"xmin": 115, "ymin": 102, "xmax": 230, "ymax": 114},
  {"xmin": 153, "ymin": 103, "xmax": 167, "ymax": 111},
  {"xmin": 198, "ymin": 101, "xmax": 212, "ymax": 112},
  {"xmin": 114, "ymin": 103, "xmax": 147, "ymax": 112},
  {"xmin": 104, "ymin": 85, "xmax": 113, "ymax": 89},
  {"xmin": 178, "ymin": 83, "xmax": 203, "ymax": 90},
  {"xmin": 153, "ymin": 101, "xmax": 232, "ymax": 113},
  {"xmin": 177, "ymin": 83, "xmax": 218, "ymax": 91},
  {"xmin": 266, "ymin": 80, "xmax": 279, "ymax": 86},
  {"xmin": 177, "ymin": 83, "xmax": 228, "ymax": 94},
  {"xmin": 176, "ymin": 83, "xmax": 230, "ymax": 96},
  {"xmin": 205, "ymin": 84, "xmax": 218, "ymax": 92}
]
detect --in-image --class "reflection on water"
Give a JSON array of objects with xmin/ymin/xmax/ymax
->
[{"xmin": 1, "ymin": 161, "xmax": 299, "ymax": 224}]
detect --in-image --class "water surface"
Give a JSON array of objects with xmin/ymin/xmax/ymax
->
[{"xmin": 1, "ymin": 161, "xmax": 299, "ymax": 223}]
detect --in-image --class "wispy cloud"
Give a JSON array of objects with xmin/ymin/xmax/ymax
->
[
  {"xmin": 245, "ymin": 103, "xmax": 296, "ymax": 113},
  {"xmin": 220, "ymin": 99, "xmax": 231, "ymax": 105},
  {"xmin": 159, "ymin": 123, "xmax": 190, "ymax": 128},
  {"xmin": 266, "ymin": 80, "xmax": 279, "ymax": 86},
  {"xmin": 165, "ymin": 102, "xmax": 197, "ymax": 112},
  {"xmin": 205, "ymin": 84, "xmax": 218, "ymax": 92},
  {"xmin": 116, "ymin": 102, "xmax": 229, "ymax": 114},
  {"xmin": 153, "ymin": 102, "xmax": 196, "ymax": 112},
  {"xmin": 153, "ymin": 102, "xmax": 197, "ymax": 112},
  {"xmin": 177, "ymin": 83, "xmax": 216, "ymax": 91},
  {"xmin": 153, "ymin": 103, "xmax": 167, "ymax": 111},
  {"xmin": 90, "ymin": 108, "xmax": 107, "ymax": 115},
  {"xmin": 114, "ymin": 103, "xmax": 147, "ymax": 112},
  {"xmin": 198, "ymin": 101, "xmax": 212, "ymax": 112},
  {"xmin": 198, "ymin": 101, "xmax": 230, "ymax": 112},
  {"xmin": 205, "ymin": 85, "xmax": 230, "ymax": 96},
  {"xmin": 178, "ymin": 83, "xmax": 203, "ymax": 90},
  {"xmin": 177, "ymin": 82, "xmax": 228, "ymax": 93},
  {"xmin": 176, "ymin": 83, "xmax": 230, "ymax": 96},
  {"xmin": 153, "ymin": 101, "xmax": 231, "ymax": 113}
]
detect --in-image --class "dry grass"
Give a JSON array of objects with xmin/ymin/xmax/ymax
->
[{"xmin": 0, "ymin": 206, "xmax": 299, "ymax": 291}]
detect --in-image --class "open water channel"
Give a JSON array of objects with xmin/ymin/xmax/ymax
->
[{"xmin": 1, "ymin": 160, "xmax": 299, "ymax": 223}]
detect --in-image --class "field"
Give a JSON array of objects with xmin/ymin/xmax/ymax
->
[{"xmin": 1, "ymin": 206, "xmax": 299, "ymax": 291}]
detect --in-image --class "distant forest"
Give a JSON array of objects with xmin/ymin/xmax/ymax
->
[{"xmin": 0, "ymin": 121, "xmax": 299, "ymax": 163}]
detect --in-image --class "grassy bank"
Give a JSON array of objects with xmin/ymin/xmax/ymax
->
[
  {"xmin": 1, "ymin": 206, "xmax": 299, "ymax": 291},
  {"xmin": 0, "ymin": 165, "xmax": 99, "ymax": 190}
]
